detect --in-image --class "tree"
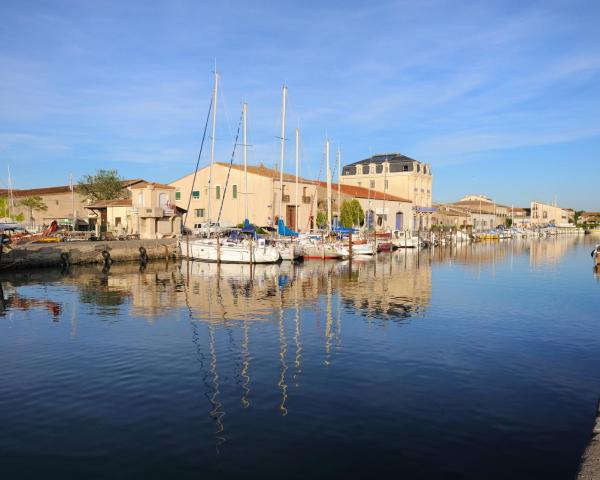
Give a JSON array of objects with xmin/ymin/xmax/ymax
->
[
  {"xmin": 316, "ymin": 209, "xmax": 328, "ymax": 229},
  {"xmin": 505, "ymin": 218, "xmax": 513, "ymax": 228},
  {"xmin": 77, "ymin": 169, "xmax": 125, "ymax": 202},
  {"xmin": 0, "ymin": 197, "xmax": 24, "ymax": 221},
  {"xmin": 339, "ymin": 199, "xmax": 365, "ymax": 228},
  {"xmin": 350, "ymin": 199, "xmax": 364, "ymax": 227},
  {"xmin": 19, "ymin": 196, "xmax": 48, "ymax": 225}
]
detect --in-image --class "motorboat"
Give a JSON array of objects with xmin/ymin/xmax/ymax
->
[{"xmin": 391, "ymin": 230, "xmax": 420, "ymax": 248}]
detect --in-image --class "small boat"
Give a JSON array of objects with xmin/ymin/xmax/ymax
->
[
  {"xmin": 349, "ymin": 241, "xmax": 376, "ymax": 255},
  {"xmin": 391, "ymin": 230, "xmax": 420, "ymax": 248},
  {"xmin": 301, "ymin": 240, "xmax": 348, "ymax": 260},
  {"xmin": 377, "ymin": 241, "xmax": 393, "ymax": 252},
  {"xmin": 274, "ymin": 239, "xmax": 303, "ymax": 261}
]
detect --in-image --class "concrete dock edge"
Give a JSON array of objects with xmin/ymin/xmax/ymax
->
[{"xmin": 578, "ymin": 400, "xmax": 600, "ymax": 479}]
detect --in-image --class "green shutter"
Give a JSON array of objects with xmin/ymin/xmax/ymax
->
[
  {"xmin": 232, "ymin": 185, "xmax": 237, "ymax": 199},
  {"xmin": 216, "ymin": 186, "xmax": 221, "ymax": 199},
  {"xmin": 175, "ymin": 191, "xmax": 181, "ymax": 200}
]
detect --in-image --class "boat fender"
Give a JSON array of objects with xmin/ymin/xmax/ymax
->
[
  {"xmin": 101, "ymin": 250, "xmax": 112, "ymax": 264},
  {"xmin": 60, "ymin": 252, "xmax": 70, "ymax": 268}
]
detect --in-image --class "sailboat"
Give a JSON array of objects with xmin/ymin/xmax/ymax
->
[
  {"xmin": 182, "ymin": 71, "xmax": 280, "ymax": 264},
  {"xmin": 299, "ymin": 138, "xmax": 349, "ymax": 260},
  {"xmin": 271, "ymin": 85, "xmax": 302, "ymax": 261}
]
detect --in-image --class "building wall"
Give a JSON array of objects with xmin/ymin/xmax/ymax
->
[
  {"xmin": 530, "ymin": 201, "xmax": 568, "ymax": 226},
  {"xmin": 340, "ymin": 160, "xmax": 432, "ymax": 208},
  {"xmin": 11, "ymin": 191, "xmax": 89, "ymax": 230},
  {"xmin": 170, "ymin": 164, "xmax": 318, "ymax": 232}
]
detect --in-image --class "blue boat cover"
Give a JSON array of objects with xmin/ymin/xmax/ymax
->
[{"xmin": 277, "ymin": 218, "xmax": 298, "ymax": 237}]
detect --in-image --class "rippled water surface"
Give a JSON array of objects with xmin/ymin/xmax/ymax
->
[{"xmin": 1, "ymin": 237, "xmax": 599, "ymax": 479}]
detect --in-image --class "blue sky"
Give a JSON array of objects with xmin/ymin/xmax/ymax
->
[{"xmin": 1, "ymin": 0, "xmax": 599, "ymax": 209}]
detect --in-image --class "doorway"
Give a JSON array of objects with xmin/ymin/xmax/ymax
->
[{"xmin": 286, "ymin": 205, "xmax": 296, "ymax": 230}]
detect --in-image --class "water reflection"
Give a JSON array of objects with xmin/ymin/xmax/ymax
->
[{"xmin": 1, "ymin": 236, "xmax": 599, "ymax": 480}]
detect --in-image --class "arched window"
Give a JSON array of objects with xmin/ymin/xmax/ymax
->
[{"xmin": 159, "ymin": 193, "xmax": 168, "ymax": 207}]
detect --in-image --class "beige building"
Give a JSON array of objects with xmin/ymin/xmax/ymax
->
[
  {"xmin": 315, "ymin": 182, "xmax": 413, "ymax": 230},
  {"xmin": 530, "ymin": 201, "xmax": 569, "ymax": 226},
  {"xmin": 340, "ymin": 153, "xmax": 433, "ymax": 230},
  {"xmin": 85, "ymin": 182, "xmax": 183, "ymax": 239},
  {"xmin": 432, "ymin": 204, "xmax": 471, "ymax": 229},
  {"xmin": 452, "ymin": 195, "xmax": 510, "ymax": 231},
  {"xmin": 170, "ymin": 162, "xmax": 318, "ymax": 232},
  {"xmin": 2, "ymin": 180, "xmax": 144, "ymax": 231}
]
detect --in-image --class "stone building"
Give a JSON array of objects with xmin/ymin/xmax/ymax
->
[
  {"xmin": 170, "ymin": 162, "xmax": 318, "ymax": 232},
  {"xmin": 314, "ymin": 182, "xmax": 413, "ymax": 230},
  {"xmin": 340, "ymin": 153, "xmax": 433, "ymax": 230}
]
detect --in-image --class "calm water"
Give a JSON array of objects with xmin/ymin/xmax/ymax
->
[{"xmin": 1, "ymin": 237, "xmax": 599, "ymax": 479}]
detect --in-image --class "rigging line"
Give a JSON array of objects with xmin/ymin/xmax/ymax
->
[
  {"xmin": 217, "ymin": 108, "xmax": 243, "ymax": 224},
  {"xmin": 184, "ymin": 95, "xmax": 214, "ymax": 227},
  {"xmin": 218, "ymin": 77, "xmax": 236, "ymax": 147}
]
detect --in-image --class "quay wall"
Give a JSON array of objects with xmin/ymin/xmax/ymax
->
[
  {"xmin": 578, "ymin": 400, "xmax": 600, "ymax": 479},
  {"xmin": 0, "ymin": 239, "xmax": 179, "ymax": 271}
]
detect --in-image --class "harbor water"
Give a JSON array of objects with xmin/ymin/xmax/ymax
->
[{"xmin": 1, "ymin": 236, "xmax": 599, "ymax": 479}]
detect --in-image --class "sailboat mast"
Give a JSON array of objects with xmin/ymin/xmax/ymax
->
[
  {"xmin": 337, "ymin": 146, "xmax": 341, "ymax": 220},
  {"xmin": 326, "ymin": 139, "xmax": 332, "ymax": 230},
  {"xmin": 207, "ymin": 69, "xmax": 219, "ymax": 228},
  {"xmin": 7, "ymin": 166, "xmax": 13, "ymax": 220},
  {"xmin": 295, "ymin": 127, "xmax": 299, "ymax": 232},
  {"xmin": 279, "ymin": 85, "xmax": 287, "ymax": 221},
  {"xmin": 243, "ymin": 102, "xmax": 249, "ymax": 221}
]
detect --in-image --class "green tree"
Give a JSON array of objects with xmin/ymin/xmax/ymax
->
[
  {"xmin": 316, "ymin": 209, "xmax": 328, "ymax": 229},
  {"xmin": 77, "ymin": 169, "xmax": 125, "ymax": 202},
  {"xmin": 339, "ymin": 199, "xmax": 365, "ymax": 228},
  {"xmin": 504, "ymin": 218, "xmax": 513, "ymax": 228},
  {"xmin": 19, "ymin": 196, "xmax": 48, "ymax": 225},
  {"xmin": 350, "ymin": 199, "xmax": 364, "ymax": 227},
  {"xmin": 0, "ymin": 197, "xmax": 24, "ymax": 221}
]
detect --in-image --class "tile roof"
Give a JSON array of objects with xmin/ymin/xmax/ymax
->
[
  {"xmin": 0, "ymin": 179, "xmax": 146, "ymax": 198},
  {"xmin": 85, "ymin": 198, "xmax": 133, "ymax": 209},
  {"xmin": 130, "ymin": 181, "xmax": 175, "ymax": 190},
  {"xmin": 316, "ymin": 181, "xmax": 411, "ymax": 203},
  {"xmin": 214, "ymin": 162, "xmax": 316, "ymax": 184}
]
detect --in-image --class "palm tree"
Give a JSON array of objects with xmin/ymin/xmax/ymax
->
[{"xmin": 19, "ymin": 196, "xmax": 48, "ymax": 228}]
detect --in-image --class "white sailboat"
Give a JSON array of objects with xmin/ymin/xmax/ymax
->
[
  {"xmin": 182, "ymin": 72, "xmax": 280, "ymax": 264},
  {"xmin": 272, "ymin": 85, "xmax": 302, "ymax": 261}
]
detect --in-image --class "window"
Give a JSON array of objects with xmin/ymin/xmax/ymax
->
[
  {"xmin": 403, "ymin": 165, "xmax": 408, "ymax": 171},
  {"xmin": 216, "ymin": 186, "xmax": 221, "ymax": 199},
  {"xmin": 115, "ymin": 217, "xmax": 122, "ymax": 226},
  {"xmin": 55, "ymin": 200, "xmax": 59, "ymax": 205},
  {"xmin": 138, "ymin": 191, "xmax": 144, "ymax": 207},
  {"xmin": 543, "ymin": 211, "xmax": 548, "ymax": 219},
  {"xmin": 159, "ymin": 193, "xmax": 168, "ymax": 207},
  {"xmin": 232, "ymin": 184, "xmax": 237, "ymax": 199},
  {"xmin": 175, "ymin": 191, "xmax": 181, "ymax": 201},
  {"xmin": 370, "ymin": 180, "xmax": 375, "ymax": 188},
  {"xmin": 192, "ymin": 190, "xmax": 199, "ymax": 199},
  {"xmin": 417, "ymin": 164, "xmax": 421, "ymax": 172},
  {"xmin": 195, "ymin": 208, "xmax": 205, "ymax": 218}
]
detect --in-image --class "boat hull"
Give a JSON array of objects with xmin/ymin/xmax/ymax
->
[{"xmin": 181, "ymin": 239, "xmax": 281, "ymax": 264}]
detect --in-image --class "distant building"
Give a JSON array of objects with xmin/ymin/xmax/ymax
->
[
  {"xmin": 170, "ymin": 163, "xmax": 318, "ymax": 231},
  {"xmin": 340, "ymin": 153, "xmax": 433, "ymax": 230},
  {"xmin": 315, "ymin": 182, "xmax": 413, "ymax": 230},
  {"xmin": 84, "ymin": 181, "xmax": 184, "ymax": 238},
  {"xmin": 452, "ymin": 195, "xmax": 510, "ymax": 231},
  {"xmin": 530, "ymin": 201, "xmax": 568, "ymax": 226},
  {"xmin": 1, "ymin": 179, "xmax": 144, "ymax": 231},
  {"xmin": 432, "ymin": 204, "xmax": 471, "ymax": 229}
]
